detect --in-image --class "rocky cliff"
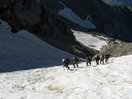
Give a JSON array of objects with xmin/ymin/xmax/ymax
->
[
  {"xmin": 0, "ymin": 0, "xmax": 72, "ymax": 38},
  {"xmin": 0, "ymin": 0, "xmax": 98, "ymax": 57},
  {"xmin": 40, "ymin": 0, "xmax": 132, "ymax": 42}
]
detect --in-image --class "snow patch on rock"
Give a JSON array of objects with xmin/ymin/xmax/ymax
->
[
  {"xmin": 73, "ymin": 30, "xmax": 107, "ymax": 50},
  {"xmin": 58, "ymin": 1, "xmax": 96, "ymax": 29}
]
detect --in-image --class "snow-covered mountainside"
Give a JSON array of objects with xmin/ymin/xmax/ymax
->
[
  {"xmin": 0, "ymin": 19, "xmax": 107, "ymax": 72},
  {"xmin": 0, "ymin": 20, "xmax": 132, "ymax": 99},
  {"xmin": 102, "ymin": 0, "xmax": 132, "ymax": 6},
  {"xmin": 0, "ymin": 20, "xmax": 74, "ymax": 72},
  {"xmin": 0, "ymin": 53, "xmax": 132, "ymax": 98}
]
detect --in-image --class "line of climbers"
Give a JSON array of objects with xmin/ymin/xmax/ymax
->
[{"xmin": 62, "ymin": 53, "xmax": 110, "ymax": 69}]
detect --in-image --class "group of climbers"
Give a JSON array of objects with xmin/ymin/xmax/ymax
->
[
  {"xmin": 95, "ymin": 54, "xmax": 110, "ymax": 65},
  {"xmin": 85, "ymin": 53, "xmax": 110, "ymax": 66},
  {"xmin": 62, "ymin": 53, "xmax": 110, "ymax": 69}
]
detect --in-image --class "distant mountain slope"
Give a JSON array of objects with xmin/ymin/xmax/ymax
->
[{"xmin": 40, "ymin": 0, "xmax": 132, "ymax": 42}]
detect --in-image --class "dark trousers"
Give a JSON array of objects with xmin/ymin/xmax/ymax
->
[
  {"xmin": 73, "ymin": 63, "xmax": 78, "ymax": 68},
  {"xmin": 86, "ymin": 61, "xmax": 91, "ymax": 66},
  {"xmin": 64, "ymin": 63, "xmax": 70, "ymax": 69},
  {"xmin": 96, "ymin": 60, "xmax": 99, "ymax": 65}
]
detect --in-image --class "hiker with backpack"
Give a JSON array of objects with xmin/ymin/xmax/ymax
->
[
  {"xmin": 104, "ymin": 53, "xmax": 110, "ymax": 63},
  {"xmin": 73, "ymin": 57, "xmax": 79, "ymax": 68},
  {"xmin": 100, "ymin": 55, "xmax": 104, "ymax": 64},
  {"xmin": 86, "ymin": 56, "xmax": 92, "ymax": 66},
  {"xmin": 62, "ymin": 58, "xmax": 70, "ymax": 69},
  {"xmin": 95, "ymin": 55, "xmax": 100, "ymax": 65}
]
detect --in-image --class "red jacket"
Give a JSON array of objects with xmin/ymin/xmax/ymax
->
[{"xmin": 105, "ymin": 54, "xmax": 109, "ymax": 59}]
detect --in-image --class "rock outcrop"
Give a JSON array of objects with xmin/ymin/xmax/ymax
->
[{"xmin": 97, "ymin": 41, "xmax": 132, "ymax": 57}]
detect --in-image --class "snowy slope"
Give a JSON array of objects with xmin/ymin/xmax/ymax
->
[
  {"xmin": 58, "ymin": 1, "xmax": 96, "ymax": 29},
  {"xmin": 102, "ymin": 0, "xmax": 132, "ymax": 6},
  {"xmin": 0, "ymin": 20, "xmax": 74, "ymax": 72},
  {"xmin": 0, "ymin": 20, "xmax": 132, "ymax": 99},
  {"xmin": 0, "ymin": 55, "xmax": 132, "ymax": 99},
  {"xmin": 73, "ymin": 30, "xmax": 108, "ymax": 50}
]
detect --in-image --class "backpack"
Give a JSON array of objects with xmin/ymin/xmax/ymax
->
[
  {"xmin": 86, "ymin": 57, "xmax": 88, "ymax": 59},
  {"xmin": 75, "ymin": 57, "xmax": 78, "ymax": 62},
  {"xmin": 86, "ymin": 58, "xmax": 91, "ymax": 62},
  {"xmin": 100, "ymin": 57, "xmax": 104, "ymax": 61},
  {"xmin": 66, "ymin": 58, "xmax": 70, "ymax": 64}
]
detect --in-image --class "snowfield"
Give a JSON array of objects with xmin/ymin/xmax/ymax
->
[
  {"xmin": 73, "ymin": 30, "xmax": 108, "ymax": 50},
  {"xmin": 0, "ymin": 55, "xmax": 132, "ymax": 99},
  {"xmin": 0, "ymin": 20, "xmax": 132, "ymax": 99}
]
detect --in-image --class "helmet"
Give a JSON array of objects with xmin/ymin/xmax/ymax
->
[{"xmin": 62, "ymin": 59, "xmax": 65, "ymax": 62}]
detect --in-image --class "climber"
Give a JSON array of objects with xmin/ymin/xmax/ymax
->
[
  {"xmin": 62, "ymin": 58, "xmax": 70, "ymax": 69},
  {"xmin": 104, "ymin": 53, "xmax": 110, "ymax": 63},
  {"xmin": 73, "ymin": 57, "xmax": 79, "ymax": 68},
  {"xmin": 86, "ymin": 56, "xmax": 92, "ymax": 66},
  {"xmin": 95, "ymin": 55, "xmax": 100, "ymax": 65},
  {"xmin": 100, "ymin": 55, "xmax": 104, "ymax": 64}
]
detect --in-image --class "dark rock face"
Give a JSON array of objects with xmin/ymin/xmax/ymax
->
[
  {"xmin": 97, "ymin": 42, "xmax": 132, "ymax": 57},
  {"xmin": 40, "ymin": 0, "xmax": 64, "ymax": 13},
  {"xmin": 0, "ymin": 0, "xmax": 72, "ymax": 38},
  {"xmin": 40, "ymin": 0, "xmax": 132, "ymax": 42},
  {"xmin": 0, "ymin": 0, "xmax": 98, "ymax": 57}
]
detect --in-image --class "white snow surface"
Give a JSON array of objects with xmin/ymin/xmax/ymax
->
[
  {"xmin": 73, "ymin": 30, "xmax": 107, "ymax": 50},
  {"xmin": 0, "ymin": 20, "xmax": 132, "ymax": 99},
  {"xmin": 0, "ymin": 54, "xmax": 132, "ymax": 99},
  {"xmin": 58, "ymin": 1, "xmax": 96, "ymax": 29}
]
